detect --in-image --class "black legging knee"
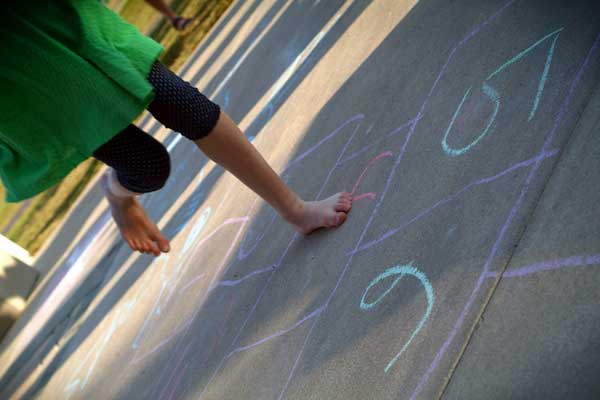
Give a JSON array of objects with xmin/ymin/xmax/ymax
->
[
  {"xmin": 92, "ymin": 123, "xmax": 171, "ymax": 193},
  {"xmin": 147, "ymin": 61, "xmax": 221, "ymax": 141}
]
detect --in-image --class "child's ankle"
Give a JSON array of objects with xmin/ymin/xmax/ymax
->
[{"xmin": 280, "ymin": 197, "xmax": 305, "ymax": 226}]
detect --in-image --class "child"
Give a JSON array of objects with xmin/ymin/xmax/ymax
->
[{"xmin": 0, "ymin": 0, "xmax": 352, "ymax": 256}]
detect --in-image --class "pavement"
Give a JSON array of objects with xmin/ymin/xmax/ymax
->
[{"xmin": 0, "ymin": 0, "xmax": 599, "ymax": 399}]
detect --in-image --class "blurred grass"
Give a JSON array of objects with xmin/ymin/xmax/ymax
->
[
  {"xmin": 120, "ymin": 0, "xmax": 235, "ymax": 71},
  {"xmin": 0, "ymin": 0, "xmax": 233, "ymax": 255},
  {"xmin": 5, "ymin": 160, "xmax": 104, "ymax": 255}
]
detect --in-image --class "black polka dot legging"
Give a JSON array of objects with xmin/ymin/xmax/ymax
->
[{"xmin": 92, "ymin": 61, "xmax": 221, "ymax": 193}]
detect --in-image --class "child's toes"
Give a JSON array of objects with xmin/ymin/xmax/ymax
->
[
  {"xmin": 335, "ymin": 201, "xmax": 351, "ymax": 212},
  {"xmin": 334, "ymin": 212, "xmax": 347, "ymax": 227},
  {"xmin": 148, "ymin": 241, "xmax": 161, "ymax": 256},
  {"xmin": 151, "ymin": 231, "xmax": 170, "ymax": 253}
]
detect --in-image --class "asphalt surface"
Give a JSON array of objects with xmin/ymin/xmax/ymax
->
[{"xmin": 1, "ymin": 0, "xmax": 599, "ymax": 399}]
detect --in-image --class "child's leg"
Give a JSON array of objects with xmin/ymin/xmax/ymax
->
[
  {"xmin": 94, "ymin": 61, "xmax": 353, "ymax": 257},
  {"xmin": 93, "ymin": 124, "xmax": 170, "ymax": 256},
  {"xmin": 194, "ymin": 112, "xmax": 352, "ymax": 233},
  {"xmin": 147, "ymin": 61, "xmax": 352, "ymax": 234}
]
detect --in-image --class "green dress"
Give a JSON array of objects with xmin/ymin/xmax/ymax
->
[{"xmin": 0, "ymin": 0, "xmax": 163, "ymax": 202}]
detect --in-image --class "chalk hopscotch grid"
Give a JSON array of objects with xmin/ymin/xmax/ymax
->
[
  {"xmin": 194, "ymin": 115, "xmax": 365, "ymax": 400},
  {"xmin": 411, "ymin": 20, "xmax": 600, "ymax": 400},
  {"xmin": 136, "ymin": 112, "xmax": 411, "ymax": 395},
  {"xmin": 200, "ymin": 0, "xmax": 519, "ymax": 398},
  {"xmin": 57, "ymin": 1, "xmax": 600, "ymax": 399},
  {"xmin": 196, "ymin": 3, "xmax": 600, "ymax": 400},
  {"xmin": 153, "ymin": 1, "xmax": 599, "ymax": 398},
  {"xmin": 149, "ymin": 117, "xmax": 412, "ymax": 398}
]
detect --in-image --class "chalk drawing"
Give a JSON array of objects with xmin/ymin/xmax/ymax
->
[
  {"xmin": 442, "ymin": 27, "xmax": 562, "ymax": 156},
  {"xmin": 442, "ymin": 83, "xmax": 499, "ymax": 156},
  {"xmin": 353, "ymin": 192, "xmax": 377, "ymax": 201},
  {"xmin": 197, "ymin": 114, "xmax": 364, "ymax": 400},
  {"xmin": 64, "ymin": 316, "xmax": 123, "ymax": 399},
  {"xmin": 338, "ymin": 117, "xmax": 420, "ymax": 166},
  {"xmin": 132, "ymin": 205, "xmax": 212, "ymax": 352},
  {"xmin": 302, "ymin": 268, "xmax": 313, "ymax": 292},
  {"xmin": 131, "ymin": 216, "xmax": 248, "ymax": 364},
  {"xmin": 64, "ymin": 262, "xmax": 158, "ymax": 397},
  {"xmin": 486, "ymin": 253, "xmax": 600, "ymax": 279},
  {"xmin": 172, "ymin": 113, "xmax": 365, "ymax": 360},
  {"xmin": 486, "ymin": 27, "xmax": 563, "ymax": 121},
  {"xmin": 350, "ymin": 151, "xmax": 393, "ymax": 197},
  {"xmin": 149, "ymin": 217, "xmax": 249, "ymax": 397},
  {"xmin": 360, "ymin": 263, "xmax": 434, "ymax": 372},
  {"xmin": 202, "ymin": 129, "xmax": 393, "ymax": 361},
  {"xmin": 196, "ymin": 21, "xmax": 568, "ymax": 390},
  {"xmin": 197, "ymin": 114, "xmax": 413, "ymax": 398},
  {"xmin": 181, "ymin": 207, "xmax": 212, "ymax": 255},
  {"xmin": 54, "ymin": 1, "xmax": 598, "ymax": 398},
  {"xmin": 210, "ymin": 264, "xmax": 275, "ymax": 290},
  {"xmin": 349, "ymin": 149, "xmax": 559, "ymax": 256},
  {"xmin": 236, "ymin": 200, "xmax": 278, "ymax": 261},
  {"xmin": 412, "ymin": 26, "xmax": 599, "ymax": 400}
]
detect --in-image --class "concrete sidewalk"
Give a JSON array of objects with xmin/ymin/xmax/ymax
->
[{"xmin": 1, "ymin": 1, "xmax": 599, "ymax": 399}]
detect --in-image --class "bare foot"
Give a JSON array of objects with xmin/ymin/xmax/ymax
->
[
  {"xmin": 101, "ymin": 173, "xmax": 170, "ymax": 256},
  {"xmin": 289, "ymin": 192, "xmax": 352, "ymax": 235}
]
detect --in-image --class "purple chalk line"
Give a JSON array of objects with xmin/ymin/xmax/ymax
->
[
  {"xmin": 349, "ymin": 149, "xmax": 559, "ymax": 256},
  {"xmin": 197, "ymin": 117, "xmax": 363, "ymax": 399},
  {"xmin": 209, "ymin": 264, "xmax": 276, "ymax": 290},
  {"xmin": 131, "ymin": 318, "xmax": 193, "ymax": 365},
  {"xmin": 152, "ymin": 216, "xmax": 248, "ymax": 396},
  {"xmin": 275, "ymin": 1, "xmax": 523, "ymax": 396},
  {"xmin": 225, "ymin": 305, "xmax": 326, "ymax": 359},
  {"xmin": 213, "ymin": 125, "xmax": 400, "ymax": 372},
  {"xmin": 237, "ymin": 208, "xmax": 278, "ymax": 260},
  {"xmin": 278, "ymin": 313, "xmax": 322, "ymax": 400},
  {"xmin": 283, "ymin": 114, "xmax": 364, "ymax": 174},
  {"xmin": 338, "ymin": 116, "xmax": 420, "ymax": 166},
  {"xmin": 160, "ymin": 342, "xmax": 193, "ymax": 400},
  {"xmin": 273, "ymin": 0, "xmax": 469, "ymax": 388},
  {"xmin": 167, "ymin": 363, "xmax": 188, "ymax": 400},
  {"xmin": 178, "ymin": 273, "xmax": 207, "ymax": 295},
  {"xmin": 486, "ymin": 254, "xmax": 600, "ymax": 279},
  {"xmin": 412, "ymin": 26, "xmax": 600, "ymax": 400}
]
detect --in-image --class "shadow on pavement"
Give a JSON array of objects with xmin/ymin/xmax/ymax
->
[{"xmin": 4, "ymin": 0, "xmax": 600, "ymax": 399}]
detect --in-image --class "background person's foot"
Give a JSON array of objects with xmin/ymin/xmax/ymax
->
[{"xmin": 172, "ymin": 16, "xmax": 193, "ymax": 31}]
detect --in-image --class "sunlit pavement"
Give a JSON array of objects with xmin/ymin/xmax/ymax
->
[{"xmin": 1, "ymin": 1, "xmax": 599, "ymax": 399}]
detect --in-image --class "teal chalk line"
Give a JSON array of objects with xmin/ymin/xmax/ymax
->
[
  {"xmin": 529, "ymin": 32, "xmax": 560, "ymax": 120},
  {"xmin": 442, "ymin": 82, "xmax": 500, "ymax": 156},
  {"xmin": 486, "ymin": 27, "xmax": 562, "ymax": 121},
  {"xmin": 360, "ymin": 262, "xmax": 412, "ymax": 310},
  {"xmin": 486, "ymin": 27, "xmax": 563, "ymax": 79},
  {"xmin": 360, "ymin": 263, "xmax": 434, "ymax": 373},
  {"xmin": 442, "ymin": 27, "xmax": 563, "ymax": 156}
]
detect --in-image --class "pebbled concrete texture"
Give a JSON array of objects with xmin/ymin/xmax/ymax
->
[{"xmin": 0, "ymin": 1, "xmax": 599, "ymax": 399}]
